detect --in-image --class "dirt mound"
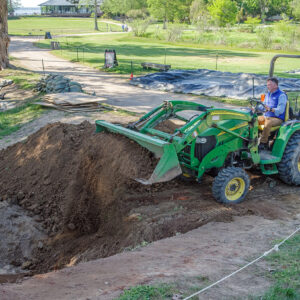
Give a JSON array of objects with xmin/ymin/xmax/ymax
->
[{"xmin": 0, "ymin": 122, "xmax": 298, "ymax": 275}]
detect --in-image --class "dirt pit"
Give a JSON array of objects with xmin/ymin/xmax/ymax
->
[{"xmin": 0, "ymin": 121, "xmax": 298, "ymax": 276}]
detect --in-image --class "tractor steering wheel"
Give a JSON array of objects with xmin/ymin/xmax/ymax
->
[{"xmin": 249, "ymin": 99, "xmax": 268, "ymax": 114}]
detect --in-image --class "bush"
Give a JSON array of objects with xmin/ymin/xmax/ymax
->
[
  {"xmin": 126, "ymin": 9, "xmax": 148, "ymax": 19},
  {"xmin": 166, "ymin": 25, "xmax": 183, "ymax": 42},
  {"xmin": 129, "ymin": 18, "xmax": 151, "ymax": 37},
  {"xmin": 274, "ymin": 20, "xmax": 297, "ymax": 50},
  {"xmin": 244, "ymin": 16, "xmax": 261, "ymax": 33},
  {"xmin": 256, "ymin": 27, "xmax": 273, "ymax": 49}
]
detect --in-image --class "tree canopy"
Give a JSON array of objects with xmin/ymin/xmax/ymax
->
[{"xmin": 100, "ymin": 0, "xmax": 300, "ymax": 23}]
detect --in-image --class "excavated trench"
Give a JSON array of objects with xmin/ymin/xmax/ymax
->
[{"xmin": 0, "ymin": 122, "xmax": 297, "ymax": 278}]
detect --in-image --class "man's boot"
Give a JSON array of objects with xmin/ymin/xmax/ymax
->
[{"xmin": 259, "ymin": 142, "xmax": 268, "ymax": 151}]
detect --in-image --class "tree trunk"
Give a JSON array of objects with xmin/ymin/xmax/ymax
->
[
  {"xmin": 94, "ymin": 0, "xmax": 99, "ymax": 31},
  {"xmin": 0, "ymin": 0, "xmax": 10, "ymax": 69}
]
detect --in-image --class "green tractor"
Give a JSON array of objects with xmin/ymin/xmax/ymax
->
[{"xmin": 95, "ymin": 97, "xmax": 300, "ymax": 204}]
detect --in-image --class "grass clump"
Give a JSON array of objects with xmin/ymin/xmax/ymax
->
[
  {"xmin": 115, "ymin": 283, "xmax": 177, "ymax": 300},
  {"xmin": 255, "ymin": 234, "xmax": 300, "ymax": 300}
]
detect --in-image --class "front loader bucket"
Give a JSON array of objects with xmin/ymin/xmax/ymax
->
[{"xmin": 95, "ymin": 120, "xmax": 182, "ymax": 184}]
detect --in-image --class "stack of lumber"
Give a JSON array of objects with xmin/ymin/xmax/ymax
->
[{"xmin": 36, "ymin": 92, "xmax": 110, "ymax": 113}]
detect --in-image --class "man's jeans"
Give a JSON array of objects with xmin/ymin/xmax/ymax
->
[{"xmin": 258, "ymin": 116, "xmax": 283, "ymax": 144}]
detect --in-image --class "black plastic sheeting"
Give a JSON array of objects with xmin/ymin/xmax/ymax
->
[{"xmin": 130, "ymin": 69, "xmax": 300, "ymax": 100}]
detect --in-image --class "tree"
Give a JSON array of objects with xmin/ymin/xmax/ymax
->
[
  {"xmin": 7, "ymin": 0, "xmax": 21, "ymax": 16},
  {"xmin": 147, "ymin": 0, "xmax": 190, "ymax": 27},
  {"xmin": 79, "ymin": 0, "xmax": 102, "ymax": 30},
  {"xmin": 0, "ymin": 0, "xmax": 10, "ymax": 69},
  {"xmin": 207, "ymin": 0, "xmax": 238, "ymax": 27},
  {"xmin": 101, "ymin": 0, "xmax": 147, "ymax": 17},
  {"xmin": 291, "ymin": 0, "xmax": 300, "ymax": 20},
  {"xmin": 190, "ymin": 0, "xmax": 209, "ymax": 22}
]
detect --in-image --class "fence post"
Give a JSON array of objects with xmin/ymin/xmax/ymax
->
[
  {"xmin": 164, "ymin": 48, "xmax": 167, "ymax": 65},
  {"xmin": 77, "ymin": 47, "xmax": 79, "ymax": 62},
  {"xmin": 216, "ymin": 52, "xmax": 218, "ymax": 71},
  {"xmin": 42, "ymin": 59, "xmax": 45, "ymax": 76}
]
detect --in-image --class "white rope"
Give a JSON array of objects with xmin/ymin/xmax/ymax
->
[{"xmin": 183, "ymin": 226, "xmax": 300, "ymax": 300}]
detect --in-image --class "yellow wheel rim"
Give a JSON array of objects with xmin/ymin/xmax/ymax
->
[
  {"xmin": 225, "ymin": 177, "xmax": 246, "ymax": 201},
  {"xmin": 298, "ymin": 156, "xmax": 300, "ymax": 172}
]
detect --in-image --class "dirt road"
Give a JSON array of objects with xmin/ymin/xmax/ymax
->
[{"xmin": 9, "ymin": 36, "xmax": 235, "ymax": 113}]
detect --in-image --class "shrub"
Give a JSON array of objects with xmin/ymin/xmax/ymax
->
[
  {"xmin": 274, "ymin": 20, "xmax": 297, "ymax": 50},
  {"xmin": 129, "ymin": 18, "xmax": 151, "ymax": 37},
  {"xmin": 256, "ymin": 27, "xmax": 273, "ymax": 49},
  {"xmin": 166, "ymin": 25, "xmax": 183, "ymax": 42},
  {"xmin": 244, "ymin": 16, "xmax": 261, "ymax": 33}
]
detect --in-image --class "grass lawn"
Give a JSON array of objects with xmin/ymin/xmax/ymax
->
[
  {"xmin": 36, "ymin": 33, "xmax": 300, "ymax": 78},
  {"xmin": 0, "ymin": 66, "xmax": 41, "ymax": 90},
  {"xmin": 0, "ymin": 102, "xmax": 44, "ymax": 138},
  {"xmin": 0, "ymin": 67, "xmax": 45, "ymax": 138},
  {"xmin": 8, "ymin": 17, "xmax": 122, "ymax": 36}
]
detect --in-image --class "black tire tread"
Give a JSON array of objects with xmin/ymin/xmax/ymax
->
[
  {"xmin": 212, "ymin": 167, "xmax": 250, "ymax": 204},
  {"xmin": 278, "ymin": 131, "xmax": 300, "ymax": 185}
]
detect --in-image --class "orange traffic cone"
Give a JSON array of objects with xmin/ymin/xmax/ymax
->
[{"xmin": 130, "ymin": 73, "xmax": 133, "ymax": 80}]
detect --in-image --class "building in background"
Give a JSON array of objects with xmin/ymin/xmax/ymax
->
[{"xmin": 39, "ymin": 0, "xmax": 102, "ymax": 17}]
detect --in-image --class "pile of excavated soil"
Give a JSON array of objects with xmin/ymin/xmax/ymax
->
[{"xmin": 0, "ymin": 122, "xmax": 296, "ymax": 275}]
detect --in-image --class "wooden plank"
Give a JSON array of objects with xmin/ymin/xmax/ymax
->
[{"xmin": 141, "ymin": 62, "xmax": 171, "ymax": 71}]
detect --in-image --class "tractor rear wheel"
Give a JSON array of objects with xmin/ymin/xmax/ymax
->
[
  {"xmin": 278, "ymin": 132, "xmax": 300, "ymax": 185},
  {"xmin": 212, "ymin": 167, "xmax": 250, "ymax": 204}
]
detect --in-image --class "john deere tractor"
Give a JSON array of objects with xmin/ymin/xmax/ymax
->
[{"xmin": 96, "ymin": 96, "xmax": 300, "ymax": 204}]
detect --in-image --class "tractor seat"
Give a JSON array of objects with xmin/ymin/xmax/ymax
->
[{"xmin": 258, "ymin": 101, "xmax": 289, "ymax": 132}]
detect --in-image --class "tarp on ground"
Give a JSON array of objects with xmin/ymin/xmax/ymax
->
[{"xmin": 130, "ymin": 69, "xmax": 300, "ymax": 100}]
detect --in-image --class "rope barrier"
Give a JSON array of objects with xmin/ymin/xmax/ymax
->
[{"xmin": 183, "ymin": 226, "xmax": 300, "ymax": 300}]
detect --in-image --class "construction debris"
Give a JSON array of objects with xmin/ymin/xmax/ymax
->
[
  {"xmin": 36, "ymin": 74, "xmax": 83, "ymax": 94},
  {"xmin": 36, "ymin": 92, "xmax": 109, "ymax": 112},
  {"xmin": 0, "ymin": 79, "xmax": 13, "ymax": 89}
]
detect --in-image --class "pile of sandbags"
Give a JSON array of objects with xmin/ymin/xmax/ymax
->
[{"xmin": 36, "ymin": 74, "xmax": 83, "ymax": 93}]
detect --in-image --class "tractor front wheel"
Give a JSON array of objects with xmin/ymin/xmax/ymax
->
[
  {"xmin": 278, "ymin": 132, "xmax": 300, "ymax": 185},
  {"xmin": 212, "ymin": 167, "xmax": 250, "ymax": 204}
]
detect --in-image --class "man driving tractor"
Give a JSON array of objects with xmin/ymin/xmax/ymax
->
[{"xmin": 258, "ymin": 77, "xmax": 287, "ymax": 150}]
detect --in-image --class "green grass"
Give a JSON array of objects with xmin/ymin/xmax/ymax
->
[
  {"xmin": 253, "ymin": 234, "xmax": 300, "ymax": 300},
  {"xmin": 115, "ymin": 284, "xmax": 178, "ymax": 300},
  {"xmin": 0, "ymin": 102, "xmax": 45, "ymax": 138},
  {"xmin": 35, "ymin": 33, "xmax": 300, "ymax": 77},
  {"xmin": 0, "ymin": 67, "xmax": 45, "ymax": 138},
  {"xmin": 8, "ymin": 16, "xmax": 122, "ymax": 36},
  {"xmin": 0, "ymin": 67, "xmax": 41, "ymax": 90}
]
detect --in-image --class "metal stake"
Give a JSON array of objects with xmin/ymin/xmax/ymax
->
[
  {"xmin": 42, "ymin": 59, "xmax": 45, "ymax": 76},
  {"xmin": 164, "ymin": 48, "xmax": 167, "ymax": 65},
  {"xmin": 216, "ymin": 53, "xmax": 218, "ymax": 71}
]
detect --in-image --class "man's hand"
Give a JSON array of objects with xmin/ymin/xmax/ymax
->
[{"xmin": 265, "ymin": 106, "xmax": 274, "ymax": 112}]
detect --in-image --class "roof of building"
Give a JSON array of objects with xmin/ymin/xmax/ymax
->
[{"xmin": 39, "ymin": 0, "xmax": 75, "ymax": 6}]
